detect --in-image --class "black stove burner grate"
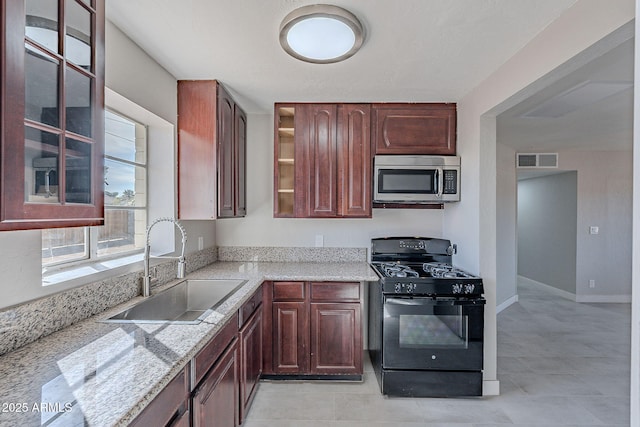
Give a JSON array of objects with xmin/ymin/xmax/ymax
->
[{"xmin": 378, "ymin": 262, "xmax": 419, "ymax": 278}]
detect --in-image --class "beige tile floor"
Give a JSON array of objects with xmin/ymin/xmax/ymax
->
[{"xmin": 245, "ymin": 279, "xmax": 631, "ymax": 426}]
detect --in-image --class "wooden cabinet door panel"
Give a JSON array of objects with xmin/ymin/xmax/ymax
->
[
  {"xmin": 239, "ymin": 306, "xmax": 262, "ymax": 424},
  {"xmin": 273, "ymin": 301, "xmax": 308, "ymax": 373},
  {"xmin": 193, "ymin": 339, "xmax": 239, "ymax": 427},
  {"xmin": 217, "ymin": 85, "xmax": 235, "ymax": 218},
  {"xmin": 372, "ymin": 104, "xmax": 456, "ymax": 155},
  {"xmin": 338, "ymin": 104, "xmax": 371, "ymax": 217},
  {"xmin": 235, "ymin": 104, "xmax": 247, "ymax": 217},
  {"xmin": 301, "ymin": 104, "xmax": 338, "ymax": 217},
  {"xmin": 178, "ymin": 80, "xmax": 217, "ymax": 219},
  {"xmin": 310, "ymin": 303, "xmax": 362, "ymax": 375}
]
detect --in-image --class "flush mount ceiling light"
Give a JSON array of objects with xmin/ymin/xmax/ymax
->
[{"xmin": 279, "ymin": 4, "xmax": 365, "ymax": 64}]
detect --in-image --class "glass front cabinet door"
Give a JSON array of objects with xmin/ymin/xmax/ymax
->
[{"xmin": 1, "ymin": 0, "xmax": 105, "ymax": 230}]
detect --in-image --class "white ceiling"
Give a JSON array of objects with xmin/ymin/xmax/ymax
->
[
  {"xmin": 106, "ymin": 0, "xmax": 578, "ymax": 114},
  {"xmin": 497, "ymin": 38, "xmax": 634, "ymax": 152},
  {"xmin": 106, "ymin": 0, "xmax": 633, "ymax": 154}
]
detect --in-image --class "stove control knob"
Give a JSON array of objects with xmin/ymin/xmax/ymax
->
[
  {"xmin": 452, "ymin": 283, "xmax": 463, "ymax": 294},
  {"xmin": 464, "ymin": 284, "xmax": 475, "ymax": 294},
  {"xmin": 395, "ymin": 283, "xmax": 402, "ymax": 293}
]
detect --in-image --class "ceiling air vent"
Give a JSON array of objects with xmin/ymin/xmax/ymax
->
[{"xmin": 517, "ymin": 153, "xmax": 558, "ymax": 168}]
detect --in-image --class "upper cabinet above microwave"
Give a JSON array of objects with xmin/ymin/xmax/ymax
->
[{"xmin": 372, "ymin": 104, "xmax": 456, "ymax": 156}]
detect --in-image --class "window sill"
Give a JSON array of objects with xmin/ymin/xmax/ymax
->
[{"xmin": 42, "ymin": 253, "xmax": 144, "ymax": 287}]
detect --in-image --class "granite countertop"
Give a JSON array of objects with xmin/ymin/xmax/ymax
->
[{"xmin": 0, "ymin": 261, "xmax": 377, "ymax": 427}]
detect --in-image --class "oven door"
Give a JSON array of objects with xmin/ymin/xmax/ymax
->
[{"xmin": 382, "ymin": 296, "xmax": 484, "ymax": 371}]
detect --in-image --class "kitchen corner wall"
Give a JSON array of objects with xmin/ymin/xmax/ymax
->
[
  {"xmin": 105, "ymin": 20, "xmax": 216, "ymax": 255},
  {"xmin": 214, "ymin": 114, "xmax": 445, "ymax": 252}
]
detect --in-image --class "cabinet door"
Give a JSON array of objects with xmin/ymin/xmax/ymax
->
[
  {"xmin": 337, "ymin": 104, "xmax": 371, "ymax": 217},
  {"xmin": 297, "ymin": 104, "xmax": 338, "ymax": 217},
  {"xmin": 310, "ymin": 303, "xmax": 362, "ymax": 375},
  {"xmin": 217, "ymin": 84, "xmax": 235, "ymax": 218},
  {"xmin": 177, "ymin": 80, "xmax": 217, "ymax": 219},
  {"xmin": 193, "ymin": 339, "xmax": 239, "ymax": 427},
  {"xmin": 1, "ymin": 0, "xmax": 105, "ymax": 231},
  {"xmin": 372, "ymin": 104, "xmax": 456, "ymax": 155},
  {"xmin": 239, "ymin": 305, "xmax": 262, "ymax": 424},
  {"xmin": 234, "ymin": 104, "xmax": 247, "ymax": 217},
  {"xmin": 272, "ymin": 301, "xmax": 309, "ymax": 374}
]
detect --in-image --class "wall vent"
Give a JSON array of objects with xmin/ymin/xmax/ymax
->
[{"xmin": 517, "ymin": 153, "xmax": 558, "ymax": 168}]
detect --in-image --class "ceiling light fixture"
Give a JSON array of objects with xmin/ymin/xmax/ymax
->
[{"xmin": 279, "ymin": 4, "xmax": 365, "ymax": 64}]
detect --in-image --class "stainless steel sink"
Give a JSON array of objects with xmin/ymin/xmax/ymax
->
[{"xmin": 102, "ymin": 279, "xmax": 247, "ymax": 324}]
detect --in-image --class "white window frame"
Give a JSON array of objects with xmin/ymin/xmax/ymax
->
[{"xmin": 42, "ymin": 88, "xmax": 176, "ymax": 287}]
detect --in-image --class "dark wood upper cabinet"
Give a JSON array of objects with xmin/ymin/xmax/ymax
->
[
  {"xmin": 274, "ymin": 103, "xmax": 371, "ymax": 218},
  {"xmin": 234, "ymin": 104, "xmax": 247, "ymax": 217},
  {"xmin": 178, "ymin": 80, "xmax": 246, "ymax": 219},
  {"xmin": 298, "ymin": 104, "xmax": 338, "ymax": 217},
  {"xmin": 372, "ymin": 103, "xmax": 456, "ymax": 155},
  {"xmin": 337, "ymin": 104, "xmax": 371, "ymax": 217},
  {"xmin": 0, "ymin": 0, "xmax": 105, "ymax": 231}
]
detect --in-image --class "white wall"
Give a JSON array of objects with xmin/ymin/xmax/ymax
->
[
  {"xmin": 215, "ymin": 114, "xmax": 445, "ymax": 251},
  {"xmin": 517, "ymin": 172, "xmax": 578, "ymax": 294},
  {"xmin": 561, "ymin": 151, "xmax": 633, "ymax": 301},
  {"xmin": 631, "ymin": 2, "xmax": 639, "ymax": 422},
  {"xmin": 445, "ymin": 0, "xmax": 635, "ymax": 395},
  {"xmin": 105, "ymin": 21, "xmax": 216, "ymax": 255},
  {"xmin": 496, "ymin": 143, "xmax": 517, "ymax": 308}
]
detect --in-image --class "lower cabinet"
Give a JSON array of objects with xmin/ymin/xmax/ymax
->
[
  {"xmin": 193, "ymin": 339, "xmax": 239, "ymax": 427},
  {"xmin": 272, "ymin": 301, "xmax": 309, "ymax": 373},
  {"xmin": 310, "ymin": 302, "xmax": 361, "ymax": 375},
  {"xmin": 129, "ymin": 365, "xmax": 190, "ymax": 427},
  {"xmin": 239, "ymin": 294, "xmax": 263, "ymax": 424},
  {"xmin": 263, "ymin": 281, "xmax": 362, "ymax": 378}
]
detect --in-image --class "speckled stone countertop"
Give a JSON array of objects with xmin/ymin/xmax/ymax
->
[{"xmin": 0, "ymin": 261, "xmax": 378, "ymax": 427}]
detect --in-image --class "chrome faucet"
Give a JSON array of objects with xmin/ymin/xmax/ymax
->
[{"xmin": 142, "ymin": 217, "xmax": 187, "ymax": 297}]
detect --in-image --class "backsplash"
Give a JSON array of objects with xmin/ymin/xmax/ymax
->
[
  {"xmin": 217, "ymin": 246, "xmax": 367, "ymax": 263},
  {"xmin": 0, "ymin": 247, "xmax": 216, "ymax": 356}
]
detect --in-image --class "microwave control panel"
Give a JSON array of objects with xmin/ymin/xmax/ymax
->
[{"xmin": 443, "ymin": 170, "xmax": 458, "ymax": 194}]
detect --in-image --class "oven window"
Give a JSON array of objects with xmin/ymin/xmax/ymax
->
[
  {"xmin": 399, "ymin": 311, "xmax": 468, "ymax": 349},
  {"xmin": 378, "ymin": 169, "xmax": 436, "ymax": 194}
]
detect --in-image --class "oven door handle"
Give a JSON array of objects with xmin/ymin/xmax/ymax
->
[{"xmin": 385, "ymin": 297, "xmax": 485, "ymax": 306}]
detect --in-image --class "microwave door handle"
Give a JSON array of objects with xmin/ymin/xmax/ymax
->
[{"xmin": 436, "ymin": 168, "xmax": 443, "ymax": 197}]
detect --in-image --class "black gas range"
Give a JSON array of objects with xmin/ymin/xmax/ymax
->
[
  {"xmin": 368, "ymin": 237, "xmax": 486, "ymax": 397},
  {"xmin": 371, "ymin": 261, "xmax": 484, "ymax": 296}
]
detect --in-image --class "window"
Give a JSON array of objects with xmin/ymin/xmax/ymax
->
[{"xmin": 42, "ymin": 110, "xmax": 147, "ymax": 267}]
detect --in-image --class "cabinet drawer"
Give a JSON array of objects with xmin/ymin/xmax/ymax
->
[
  {"xmin": 310, "ymin": 282, "xmax": 360, "ymax": 302},
  {"xmin": 273, "ymin": 281, "xmax": 305, "ymax": 301},
  {"xmin": 239, "ymin": 285, "xmax": 263, "ymax": 327},
  {"xmin": 193, "ymin": 312, "xmax": 239, "ymax": 389},
  {"xmin": 130, "ymin": 365, "xmax": 189, "ymax": 427}
]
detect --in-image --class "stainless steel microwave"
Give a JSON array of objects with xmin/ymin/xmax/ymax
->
[{"xmin": 373, "ymin": 155, "xmax": 460, "ymax": 203}]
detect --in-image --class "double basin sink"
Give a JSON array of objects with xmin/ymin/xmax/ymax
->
[{"xmin": 103, "ymin": 279, "xmax": 247, "ymax": 324}]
